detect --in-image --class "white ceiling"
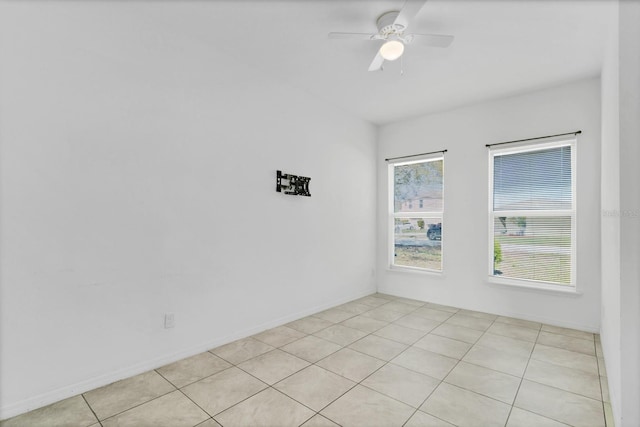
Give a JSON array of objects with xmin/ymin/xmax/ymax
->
[{"xmin": 147, "ymin": 0, "xmax": 610, "ymax": 125}]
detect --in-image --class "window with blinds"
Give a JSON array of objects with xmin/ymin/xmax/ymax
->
[
  {"xmin": 389, "ymin": 155, "xmax": 444, "ymax": 272},
  {"xmin": 489, "ymin": 139, "xmax": 576, "ymax": 286}
]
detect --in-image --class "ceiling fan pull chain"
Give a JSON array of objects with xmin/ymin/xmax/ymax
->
[{"xmin": 400, "ymin": 54, "xmax": 404, "ymax": 76}]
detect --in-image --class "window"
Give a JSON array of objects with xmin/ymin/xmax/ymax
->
[
  {"xmin": 489, "ymin": 138, "xmax": 576, "ymax": 287},
  {"xmin": 389, "ymin": 155, "xmax": 444, "ymax": 271}
]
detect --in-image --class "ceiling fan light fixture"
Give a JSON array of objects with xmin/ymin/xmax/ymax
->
[{"xmin": 379, "ymin": 40, "xmax": 404, "ymax": 61}]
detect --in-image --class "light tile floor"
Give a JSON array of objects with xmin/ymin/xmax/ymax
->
[{"xmin": 0, "ymin": 293, "xmax": 614, "ymax": 427}]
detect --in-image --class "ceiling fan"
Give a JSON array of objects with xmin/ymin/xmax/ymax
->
[{"xmin": 328, "ymin": 0, "xmax": 454, "ymax": 71}]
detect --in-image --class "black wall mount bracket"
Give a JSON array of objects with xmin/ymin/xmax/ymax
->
[{"xmin": 276, "ymin": 170, "xmax": 311, "ymax": 197}]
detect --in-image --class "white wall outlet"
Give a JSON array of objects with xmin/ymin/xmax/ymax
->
[{"xmin": 164, "ymin": 313, "xmax": 175, "ymax": 329}]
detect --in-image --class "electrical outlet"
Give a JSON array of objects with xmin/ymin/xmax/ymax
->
[{"xmin": 164, "ymin": 313, "xmax": 175, "ymax": 329}]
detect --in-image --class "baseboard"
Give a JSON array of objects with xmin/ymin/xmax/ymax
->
[
  {"xmin": 0, "ymin": 286, "xmax": 376, "ymax": 421},
  {"xmin": 492, "ymin": 309, "xmax": 600, "ymax": 333},
  {"xmin": 376, "ymin": 289, "xmax": 600, "ymax": 333}
]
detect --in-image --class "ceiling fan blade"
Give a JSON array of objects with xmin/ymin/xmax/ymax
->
[
  {"xmin": 328, "ymin": 32, "xmax": 377, "ymax": 40},
  {"xmin": 368, "ymin": 52, "xmax": 385, "ymax": 72},
  {"xmin": 406, "ymin": 34, "xmax": 454, "ymax": 47},
  {"xmin": 394, "ymin": 0, "xmax": 428, "ymax": 30}
]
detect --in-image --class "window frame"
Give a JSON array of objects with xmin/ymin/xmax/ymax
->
[
  {"xmin": 487, "ymin": 137, "xmax": 577, "ymax": 290},
  {"xmin": 388, "ymin": 153, "xmax": 445, "ymax": 274}
]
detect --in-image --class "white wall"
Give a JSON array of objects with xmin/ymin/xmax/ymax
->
[
  {"xmin": 601, "ymin": 1, "xmax": 640, "ymax": 425},
  {"xmin": 618, "ymin": 2, "xmax": 640, "ymax": 424},
  {"xmin": 0, "ymin": 2, "xmax": 377, "ymax": 418},
  {"xmin": 377, "ymin": 78, "xmax": 602, "ymax": 331},
  {"xmin": 600, "ymin": 1, "xmax": 621, "ymax": 423}
]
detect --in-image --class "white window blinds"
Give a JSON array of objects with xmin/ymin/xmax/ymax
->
[
  {"xmin": 493, "ymin": 146, "xmax": 572, "ymax": 211},
  {"xmin": 490, "ymin": 140, "xmax": 576, "ymax": 286}
]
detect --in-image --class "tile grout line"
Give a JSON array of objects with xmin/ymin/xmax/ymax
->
[
  {"xmin": 90, "ymin": 384, "xmax": 178, "ymax": 425},
  {"xmin": 431, "ymin": 314, "xmax": 504, "ymax": 422},
  {"xmin": 595, "ymin": 335, "xmax": 608, "ymax": 426},
  {"xmin": 502, "ymin": 321, "xmax": 542, "ymax": 426},
  {"xmin": 415, "ymin": 314, "xmax": 596, "ymax": 424},
  {"xmin": 510, "ymin": 383, "xmax": 599, "ymax": 426},
  {"xmin": 516, "ymin": 377, "xmax": 606, "ymax": 403},
  {"xmin": 214, "ymin": 298, "xmax": 397, "ymax": 425},
  {"xmin": 192, "ymin": 359, "xmax": 278, "ymax": 423},
  {"xmin": 189, "ymin": 295, "xmax": 411, "ymax": 426},
  {"xmin": 209, "ymin": 345, "xmax": 319, "ymax": 421},
  {"xmin": 303, "ymin": 300, "xmax": 540, "ymax": 425},
  {"xmin": 541, "ymin": 329, "xmax": 596, "ymax": 341},
  {"xmin": 305, "ymin": 299, "xmax": 424, "ymax": 422},
  {"xmin": 291, "ymin": 295, "xmax": 418, "ymax": 425},
  {"xmin": 400, "ymin": 312, "xmax": 497, "ymax": 426},
  {"xmin": 290, "ymin": 303, "xmax": 404, "ymax": 425},
  {"xmin": 80, "ymin": 394, "xmax": 102, "ymax": 427},
  {"xmin": 9, "ymin": 293, "xmax": 598, "ymax": 427},
  {"xmin": 94, "ymin": 349, "xmax": 291, "ymax": 426},
  {"xmin": 98, "ymin": 303, "xmax": 513, "ymax": 427},
  {"xmin": 153, "ymin": 369, "xmax": 218, "ymax": 425},
  {"xmin": 286, "ymin": 296, "xmax": 433, "ymax": 425},
  {"xmin": 144, "ymin": 300, "xmax": 590, "ymax": 426},
  {"xmin": 503, "ymin": 329, "xmax": 602, "ymax": 426},
  {"xmin": 412, "ymin": 311, "xmax": 492, "ymax": 420},
  {"xmin": 2, "ymin": 297, "xmax": 365, "ymax": 425}
]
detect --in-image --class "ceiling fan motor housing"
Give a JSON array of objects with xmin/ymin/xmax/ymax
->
[{"xmin": 377, "ymin": 11, "xmax": 405, "ymax": 37}]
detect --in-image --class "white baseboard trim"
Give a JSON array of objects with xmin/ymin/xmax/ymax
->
[
  {"xmin": 492, "ymin": 310, "xmax": 600, "ymax": 333},
  {"xmin": 0, "ymin": 287, "xmax": 376, "ymax": 421},
  {"xmin": 376, "ymin": 289, "xmax": 600, "ymax": 333}
]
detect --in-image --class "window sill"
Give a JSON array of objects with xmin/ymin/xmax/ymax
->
[
  {"xmin": 487, "ymin": 277, "xmax": 582, "ymax": 296},
  {"xmin": 387, "ymin": 265, "xmax": 446, "ymax": 278}
]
